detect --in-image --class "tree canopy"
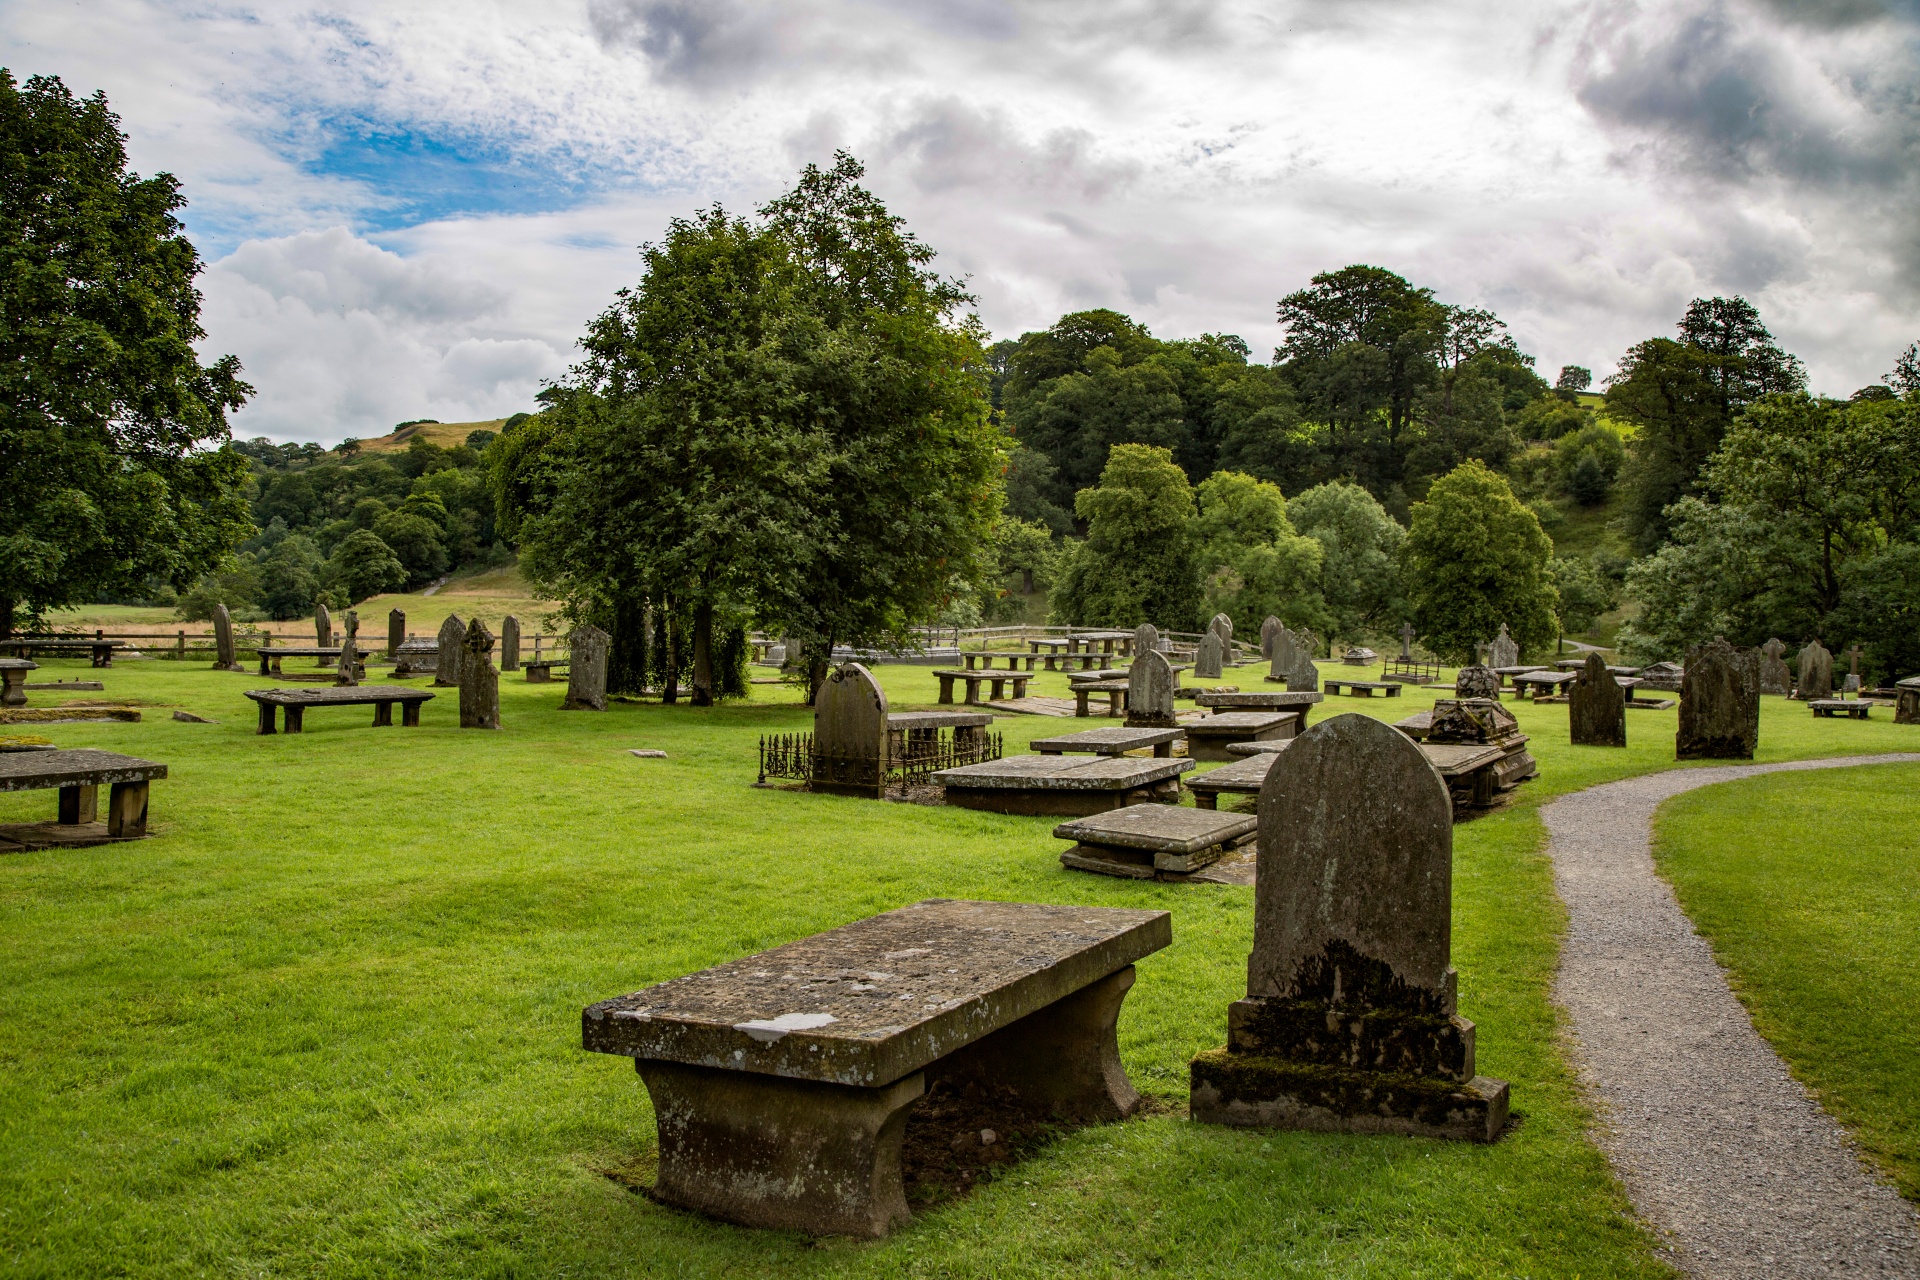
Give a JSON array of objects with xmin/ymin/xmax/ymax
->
[
  {"xmin": 0, "ymin": 71, "xmax": 252, "ymax": 634},
  {"xmin": 1402, "ymin": 460, "xmax": 1558, "ymax": 661},
  {"xmin": 1049, "ymin": 444, "xmax": 1202, "ymax": 630}
]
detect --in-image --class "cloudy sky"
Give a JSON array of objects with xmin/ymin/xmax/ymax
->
[{"xmin": 5, "ymin": 0, "xmax": 1917, "ymax": 443}]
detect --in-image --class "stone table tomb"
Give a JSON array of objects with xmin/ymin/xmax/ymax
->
[
  {"xmin": 931, "ymin": 753, "xmax": 1193, "ymax": 816},
  {"xmin": 1183, "ymin": 711, "xmax": 1298, "ymax": 761},
  {"xmin": 1030, "ymin": 726, "xmax": 1181, "ymax": 757},
  {"xmin": 0, "ymin": 748, "xmax": 166, "ymax": 850},
  {"xmin": 1054, "ymin": 803, "xmax": 1257, "ymax": 879}
]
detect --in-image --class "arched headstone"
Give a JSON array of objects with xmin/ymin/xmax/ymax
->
[
  {"xmin": 1757, "ymin": 638, "xmax": 1790, "ymax": 695},
  {"xmin": 1268, "ymin": 625, "xmax": 1297, "ymax": 683},
  {"xmin": 1568, "ymin": 651, "xmax": 1625, "ymax": 747},
  {"xmin": 1210, "ymin": 613, "xmax": 1234, "ymax": 645},
  {"xmin": 316, "ymin": 602, "xmax": 332, "ymax": 651},
  {"xmin": 1794, "ymin": 639, "xmax": 1833, "ymax": 702},
  {"xmin": 1132, "ymin": 623, "xmax": 1159, "ymax": 659},
  {"xmin": 1260, "ymin": 616, "xmax": 1283, "ymax": 661},
  {"xmin": 562, "ymin": 626, "xmax": 610, "ymax": 711},
  {"xmin": 1455, "ymin": 665, "xmax": 1501, "ymax": 700},
  {"xmin": 1190, "ymin": 713, "xmax": 1507, "ymax": 1140},
  {"xmin": 811, "ymin": 662, "xmax": 889, "ymax": 797},
  {"xmin": 1126, "ymin": 649, "xmax": 1177, "ymax": 728},
  {"xmin": 459, "ymin": 618, "xmax": 500, "ymax": 729},
  {"xmin": 1488, "ymin": 624, "xmax": 1518, "ymax": 670},
  {"xmin": 1285, "ymin": 630, "xmax": 1319, "ymax": 693},
  {"xmin": 434, "ymin": 615, "xmax": 465, "ymax": 687},
  {"xmin": 501, "ymin": 615, "xmax": 521, "ymax": 671},
  {"xmin": 1193, "ymin": 630, "xmax": 1224, "ymax": 680},
  {"xmin": 387, "ymin": 609, "xmax": 406, "ymax": 662},
  {"xmin": 211, "ymin": 603, "xmax": 242, "ymax": 672},
  {"xmin": 1678, "ymin": 637, "xmax": 1759, "ymax": 760}
]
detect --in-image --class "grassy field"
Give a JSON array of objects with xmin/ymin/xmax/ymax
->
[
  {"xmin": 3, "ymin": 658, "xmax": 1914, "ymax": 1277},
  {"xmin": 1654, "ymin": 765, "xmax": 1920, "ymax": 1202}
]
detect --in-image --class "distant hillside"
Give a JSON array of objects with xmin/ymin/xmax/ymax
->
[{"xmin": 347, "ymin": 419, "xmax": 508, "ymax": 454}]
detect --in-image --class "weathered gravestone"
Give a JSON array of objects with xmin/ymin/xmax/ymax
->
[
  {"xmin": 434, "ymin": 615, "xmax": 465, "ymax": 686},
  {"xmin": 500, "ymin": 615, "xmax": 521, "ymax": 671},
  {"xmin": 1795, "ymin": 639, "xmax": 1833, "ymax": 701},
  {"xmin": 1399, "ymin": 621, "xmax": 1415, "ymax": 662},
  {"xmin": 1896, "ymin": 676, "xmax": 1920, "ymax": 726},
  {"xmin": 1758, "ymin": 638, "xmax": 1791, "ymax": 696},
  {"xmin": 1193, "ymin": 630, "xmax": 1225, "ymax": 680},
  {"xmin": 1568, "ymin": 650, "xmax": 1625, "ymax": 747},
  {"xmin": 1127, "ymin": 649, "xmax": 1178, "ymax": 728},
  {"xmin": 1133, "ymin": 623, "xmax": 1159, "ymax": 659},
  {"xmin": 387, "ymin": 609, "xmax": 406, "ymax": 663},
  {"xmin": 459, "ymin": 619, "xmax": 500, "ymax": 729},
  {"xmin": 1189, "ymin": 713, "xmax": 1509, "ymax": 1141},
  {"xmin": 1677, "ymin": 637, "xmax": 1759, "ymax": 760},
  {"xmin": 210, "ymin": 603, "xmax": 243, "ymax": 672},
  {"xmin": 1285, "ymin": 631, "xmax": 1319, "ymax": 694},
  {"xmin": 1210, "ymin": 613, "xmax": 1234, "ymax": 654},
  {"xmin": 1488, "ymin": 624, "xmax": 1518, "ymax": 671},
  {"xmin": 1268, "ymin": 625, "xmax": 1298, "ymax": 682},
  {"xmin": 810, "ymin": 662, "xmax": 889, "ymax": 797},
  {"xmin": 1261, "ymin": 616, "xmax": 1283, "ymax": 661},
  {"xmin": 334, "ymin": 611, "xmax": 360, "ymax": 687},
  {"xmin": 561, "ymin": 625, "xmax": 610, "ymax": 711},
  {"xmin": 1455, "ymin": 664, "xmax": 1501, "ymax": 700},
  {"xmin": 315, "ymin": 603, "xmax": 333, "ymax": 665}
]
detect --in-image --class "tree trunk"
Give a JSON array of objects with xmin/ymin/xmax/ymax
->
[
  {"xmin": 663, "ymin": 613, "xmax": 681, "ymax": 704},
  {"xmin": 0, "ymin": 596, "xmax": 12, "ymax": 641},
  {"xmin": 690, "ymin": 601, "xmax": 714, "ymax": 707}
]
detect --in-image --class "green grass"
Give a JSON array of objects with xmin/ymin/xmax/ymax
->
[
  {"xmin": 3, "ymin": 657, "xmax": 1914, "ymax": 1276},
  {"xmin": 1654, "ymin": 765, "xmax": 1920, "ymax": 1202}
]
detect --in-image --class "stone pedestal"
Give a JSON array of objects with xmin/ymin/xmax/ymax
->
[{"xmin": 0, "ymin": 659, "xmax": 36, "ymax": 707}]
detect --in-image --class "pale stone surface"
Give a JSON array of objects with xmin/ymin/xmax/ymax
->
[
  {"xmin": 1195, "ymin": 690, "xmax": 1322, "ymax": 710},
  {"xmin": 315, "ymin": 603, "xmax": 332, "ymax": 652},
  {"xmin": 434, "ymin": 615, "xmax": 465, "ymax": 686},
  {"xmin": 1209, "ymin": 613, "xmax": 1234, "ymax": 650},
  {"xmin": 1455, "ymin": 665, "xmax": 1501, "ymax": 700},
  {"xmin": 1759, "ymin": 638, "xmax": 1791, "ymax": 696},
  {"xmin": 563, "ymin": 625, "xmax": 610, "ymax": 711},
  {"xmin": 1030, "ymin": 726, "xmax": 1181, "ymax": 755},
  {"xmin": 387, "ymin": 609, "xmax": 406, "ymax": 660},
  {"xmin": 1488, "ymin": 624, "xmax": 1518, "ymax": 670},
  {"xmin": 1127, "ymin": 649, "xmax": 1177, "ymax": 728},
  {"xmin": 211, "ymin": 603, "xmax": 242, "ymax": 672},
  {"xmin": 1133, "ymin": 623, "xmax": 1159, "ymax": 658},
  {"xmin": 459, "ymin": 618, "xmax": 500, "ymax": 729},
  {"xmin": 501, "ymin": 615, "xmax": 521, "ymax": 671},
  {"xmin": 1795, "ymin": 639, "xmax": 1834, "ymax": 701},
  {"xmin": 1678, "ymin": 637, "xmax": 1760, "ymax": 760},
  {"xmin": 1194, "ymin": 630, "xmax": 1224, "ymax": 680},
  {"xmin": 1055, "ymin": 803, "xmax": 1256, "ymax": 855},
  {"xmin": 812, "ymin": 662, "xmax": 889, "ymax": 797},
  {"xmin": 1568, "ymin": 651, "xmax": 1626, "ymax": 747},
  {"xmin": 1261, "ymin": 616, "xmax": 1283, "ymax": 660},
  {"xmin": 1285, "ymin": 641, "xmax": 1319, "ymax": 694}
]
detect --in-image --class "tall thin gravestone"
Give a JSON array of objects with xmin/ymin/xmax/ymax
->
[
  {"xmin": 1126, "ymin": 649, "xmax": 1178, "ymax": 729},
  {"xmin": 1568, "ymin": 651, "xmax": 1625, "ymax": 747},
  {"xmin": 1194, "ymin": 630, "xmax": 1224, "ymax": 680},
  {"xmin": 335, "ymin": 611, "xmax": 360, "ymax": 687},
  {"xmin": 1677, "ymin": 637, "xmax": 1759, "ymax": 760},
  {"xmin": 1189, "ymin": 713, "xmax": 1509, "ymax": 1141},
  {"xmin": 810, "ymin": 662, "xmax": 889, "ymax": 798},
  {"xmin": 1261, "ymin": 616, "xmax": 1283, "ymax": 661},
  {"xmin": 211, "ymin": 603, "xmax": 243, "ymax": 672},
  {"xmin": 387, "ymin": 609, "xmax": 406, "ymax": 663},
  {"xmin": 1795, "ymin": 639, "xmax": 1833, "ymax": 702},
  {"xmin": 1286, "ymin": 630, "xmax": 1319, "ymax": 694},
  {"xmin": 1398, "ymin": 622, "xmax": 1415, "ymax": 663},
  {"xmin": 1758, "ymin": 638, "xmax": 1791, "ymax": 696},
  {"xmin": 561, "ymin": 625, "xmax": 610, "ymax": 711},
  {"xmin": 500, "ymin": 615, "xmax": 521, "ymax": 671},
  {"xmin": 459, "ymin": 619, "xmax": 500, "ymax": 729},
  {"xmin": 1488, "ymin": 624, "xmax": 1518, "ymax": 670},
  {"xmin": 434, "ymin": 615, "xmax": 465, "ymax": 687},
  {"xmin": 316, "ymin": 603, "xmax": 333, "ymax": 667},
  {"xmin": 1132, "ymin": 623, "xmax": 1159, "ymax": 660}
]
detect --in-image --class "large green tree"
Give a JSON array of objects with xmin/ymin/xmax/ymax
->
[
  {"xmin": 1189, "ymin": 470, "xmax": 1326, "ymax": 640},
  {"xmin": 1286, "ymin": 481, "xmax": 1409, "ymax": 641},
  {"xmin": 1402, "ymin": 460, "xmax": 1558, "ymax": 661},
  {"xmin": 0, "ymin": 71, "xmax": 252, "ymax": 634},
  {"xmin": 1049, "ymin": 444, "xmax": 1202, "ymax": 629}
]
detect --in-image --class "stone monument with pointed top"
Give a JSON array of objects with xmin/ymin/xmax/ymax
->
[
  {"xmin": 1267, "ymin": 625, "xmax": 1297, "ymax": 683},
  {"xmin": 561, "ymin": 625, "xmax": 610, "ymax": 711},
  {"xmin": 501, "ymin": 615, "xmax": 521, "ymax": 671},
  {"xmin": 1488, "ymin": 624, "xmax": 1518, "ymax": 670},
  {"xmin": 1126, "ymin": 649, "xmax": 1178, "ymax": 728},
  {"xmin": 1794, "ymin": 639, "xmax": 1833, "ymax": 701},
  {"xmin": 1189, "ymin": 712, "xmax": 1509, "ymax": 1141},
  {"xmin": 1678, "ymin": 637, "xmax": 1759, "ymax": 760},
  {"xmin": 434, "ymin": 615, "xmax": 465, "ymax": 686},
  {"xmin": 810, "ymin": 662, "xmax": 890, "ymax": 798},
  {"xmin": 459, "ymin": 618, "xmax": 500, "ymax": 729},
  {"xmin": 335, "ymin": 611, "xmax": 361, "ymax": 687},
  {"xmin": 387, "ymin": 609, "xmax": 406, "ymax": 663},
  {"xmin": 1568, "ymin": 651, "xmax": 1625, "ymax": 747},
  {"xmin": 1758, "ymin": 638, "xmax": 1791, "ymax": 696}
]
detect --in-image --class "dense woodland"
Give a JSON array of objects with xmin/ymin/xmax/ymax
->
[{"xmin": 5, "ymin": 68, "xmax": 1918, "ymax": 691}]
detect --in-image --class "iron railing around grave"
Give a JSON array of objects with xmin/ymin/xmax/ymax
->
[{"xmin": 758, "ymin": 730, "xmax": 1003, "ymax": 792}]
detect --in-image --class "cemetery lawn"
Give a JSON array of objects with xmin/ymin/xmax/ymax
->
[
  {"xmin": 4, "ymin": 658, "xmax": 1914, "ymax": 1278},
  {"xmin": 1654, "ymin": 764, "xmax": 1920, "ymax": 1203}
]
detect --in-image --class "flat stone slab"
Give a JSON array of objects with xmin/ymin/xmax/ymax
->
[
  {"xmin": 1030, "ymin": 727, "xmax": 1181, "ymax": 755},
  {"xmin": 1070, "ymin": 678, "xmax": 1130, "ymax": 692},
  {"xmin": 1416, "ymin": 743, "xmax": 1509, "ymax": 776},
  {"xmin": 583, "ymin": 898, "xmax": 1172, "ymax": 1088},
  {"xmin": 0, "ymin": 658, "xmax": 36, "ymax": 671},
  {"xmin": 1195, "ymin": 691, "xmax": 1323, "ymax": 710},
  {"xmin": 23, "ymin": 680, "xmax": 102, "ymax": 691},
  {"xmin": 1808, "ymin": 699, "xmax": 1871, "ymax": 718},
  {"xmin": 931, "ymin": 754, "xmax": 1191, "ymax": 790},
  {"xmin": 1184, "ymin": 711, "xmax": 1294, "ymax": 736},
  {"xmin": 0, "ymin": 748, "xmax": 166, "ymax": 791},
  {"xmin": 887, "ymin": 711, "xmax": 993, "ymax": 730},
  {"xmin": 1053, "ymin": 803, "xmax": 1256, "ymax": 855},
  {"xmin": 251, "ymin": 646, "xmax": 352, "ymax": 657},
  {"xmin": 1186, "ymin": 752, "xmax": 1279, "ymax": 797},
  {"xmin": 244, "ymin": 687, "xmax": 434, "ymax": 705},
  {"xmin": 1322, "ymin": 680, "xmax": 1403, "ymax": 696},
  {"xmin": 1394, "ymin": 711, "xmax": 1434, "ymax": 739}
]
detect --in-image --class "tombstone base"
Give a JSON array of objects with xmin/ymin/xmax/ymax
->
[
  {"xmin": 1123, "ymin": 714, "xmax": 1178, "ymax": 730},
  {"xmin": 1675, "ymin": 736, "xmax": 1755, "ymax": 761},
  {"xmin": 1189, "ymin": 1049, "xmax": 1508, "ymax": 1143}
]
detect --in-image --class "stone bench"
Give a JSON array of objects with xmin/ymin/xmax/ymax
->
[
  {"xmin": 1029, "ymin": 726, "xmax": 1181, "ymax": 757},
  {"xmin": 1071, "ymin": 679, "xmax": 1130, "ymax": 717},
  {"xmin": 245, "ymin": 687, "xmax": 436, "ymax": 733},
  {"xmin": 1321, "ymin": 679, "xmax": 1403, "ymax": 698},
  {"xmin": 0, "ymin": 658, "xmax": 36, "ymax": 707},
  {"xmin": 1182, "ymin": 710, "xmax": 1298, "ymax": 761},
  {"xmin": 1809, "ymin": 699, "xmax": 1871, "ymax": 719},
  {"xmin": 960, "ymin": 651, "xmax": 1038, "ymax": 671},
  {"xmin": 934, "ymin": 670, "xmax": 1031, "ymax": 705},
  {"xmin": 931, "ymin": 752, "xmax": 1193, "ymax": 815},
  {"xmin": 582, "ymin": 898, "xmax": 1171, "ymax": 1237},
  {"xmin": 0, "ymin": 748, "xmax": 166, "ymax": 848},
  {"xmin": 1054, "ymin": 803, "xmax": 1256, "ymax": 878},
  {"xmin": 523, "ymin": 659, "xmax": 570, "ymax": 683},
  {"xmin": 1508, "ymin": 670, "xmax": 1578, "ymax": 702}
]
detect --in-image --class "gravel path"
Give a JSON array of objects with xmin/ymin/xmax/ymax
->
[{"xmin": 1547, "ymin": 754, "xmax": 1920, "ymax": 1278}]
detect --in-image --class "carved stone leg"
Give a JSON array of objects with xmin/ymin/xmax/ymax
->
[
  {"xmin": 1012, "ymin": 678, "xmax": 1029, "ymax": 699},
  {"xmin": 373, "ymin": 702, "xmax": 393, "ymax": 727},
  {"xmin": 1154, "ymin": 741, "xmax": 1172, "ymax": 757},
  {"xmin": 258, "ymin": 652, "xmax": 271, "ymax": 676},
  {"xmin": 963, "ymin": 680, "xmax": 980, "ymax": 706},
  {"xmin": 285, "ymin": 705, "xmax": 304, "ymax": 734},
  {"xmin": 989, "ymin": 677, "xmax": 1006, "ymax": 701},
  {"xmin": 1075, "ymin": 689, "xmax": 1090, "ymax": 717},
  {"xmin": 401, "ymin": 701, "xmax": 421, "ymax": 727},
  {"xmin": 937, "ymin": 674, "xmax": 954, "ymax": 705},
  {"xmin": 932, "ymin": 965, "xmax": 1143, "ymax": 1124},
  {"xmin": 636, "ymin": 1060, "xmax": 925, "ymax": 1237},
  {"xmin": 58, "ymin": 784, "xmax": 97, "ymax": 824},
  {"xmin": 107, "ymin": 781, "xmax": 148, "ymax": 837},
  {"xmin": 1194, "ymin": 791, "xmax": 1218, "ymax": 810},
  {"xmin": 257, "ymin": 701, "xmax": 277, "ymax": 735}
]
